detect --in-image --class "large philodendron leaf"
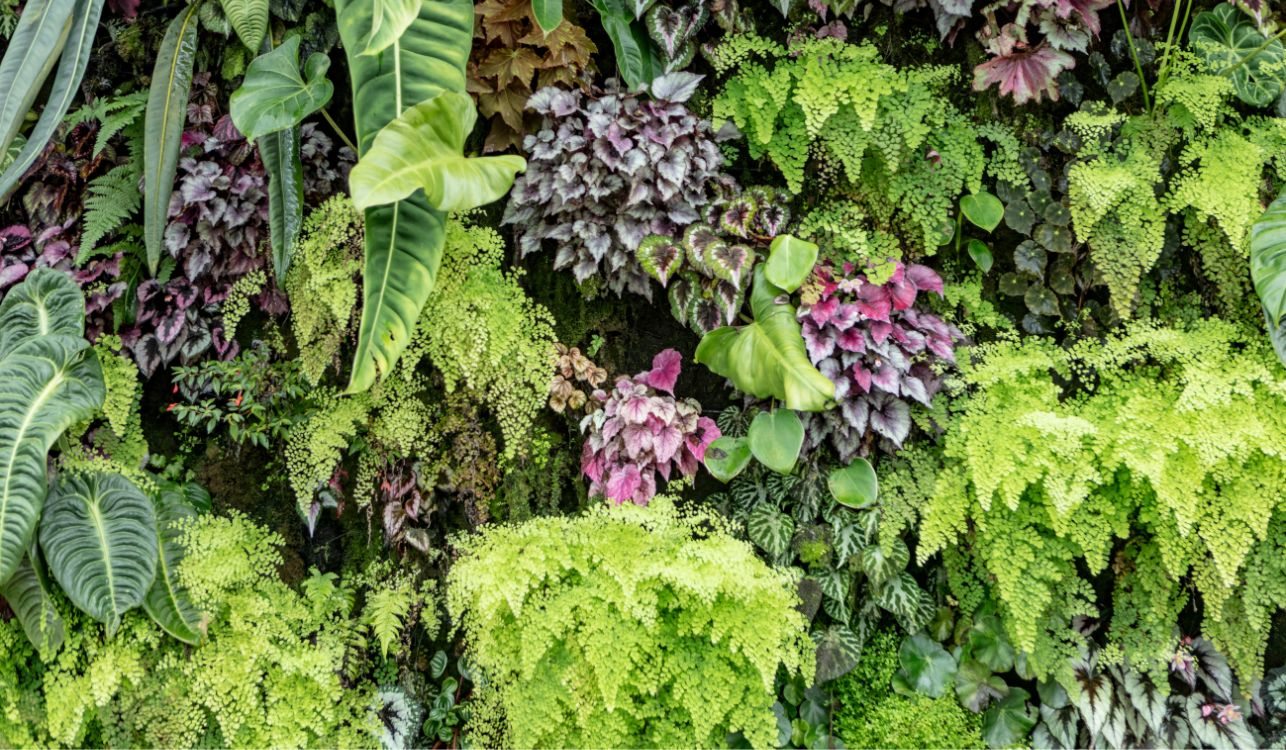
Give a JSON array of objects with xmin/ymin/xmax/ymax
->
[
  {"xmin": 0, "ymin": 0, "xmax": 76, "ymax": 166},
  {"xmin": 0, "ymin": 336, "xmax": 105, "ymax": 587},
  {"xmin": 230, "ymin": 36, "xmax": 335, "ymax": 141},
  {"xmin": 695, "ymin": 267, "xmax": 835, "ymax": 411},
  {"xmin": 349, "ymin": 92, "xmax": 525, "ymax": 212},
  {"xmin": 1252, "ymin": 190, "xmax": 1286, "ymax": 332},
  {"xmin": 336, "ymin": 0, "xmax": 473, "ymax": 394},
  {"xmin": 143, "ymin": 483, "xmax": 208, "ymax": 644},
  {"xmin": 0, "ymin": 267, "xmax": 87, "ymax": 358},
  {"xmin": 0, "ymin": 547, "xmax": 65, "ymax": 657},
  {"xmin": 40, "ymin": 473, "xmax": 158, "ymax": 635},
  {"xmin": 1190, "ymin": 3, "xmax": 1285, "ymax": 107},
  {"xmin": 0, "ymin": 0, "xmax": 107, "ymax": 201},
  {"xmin": 143, "ymin": 3, "xmax": 201, "ymax": 275},
  {"xmin": 219, "ymin": 0, "xmax": 270, "ymax": 52},
  {"xmin": 352, "ymin": 0, "xmax": 421, "ymax": 56}
]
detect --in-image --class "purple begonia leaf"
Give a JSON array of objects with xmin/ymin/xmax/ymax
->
[
  {"xmin": 644, "ymin": 348, "xmax": 683, "ymax": 393},
  {"xmin": 869, "ymin": 395, "xmax": 912, "ymax": 445},
  {"xmin": 973, "ymin": 36, "xmax": 1074, "ymax": 104},
  {"xmin": 606, "ymin": 464, "xmax": 643, "ymax": 503}
]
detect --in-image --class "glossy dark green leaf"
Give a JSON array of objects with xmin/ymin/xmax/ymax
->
[
  {"xmin": 968, "ymin": 614, "xmax": 1016, "ymax": 672},
  {"xmin": 0, "ymin": 547, "xmax": 64, "ymax": 657},
  {"xmin": 230, "ymin": 36, "xmax": 334, "ymax": 140},
  {"xmin": 704, "ymin": 436, "xmax": 752, "ymax": 482},
  {"xmin": 142, "ymin": 483, "xmax": 207, "ymax": 644},
  {"xmin": 258, "ymin": 125, "xmax": 305, "ymax": 284},
  {"xmin": 956, "ymin": 659, "xmax": 1008, "ymax": 712},
  {"xmin": 1190, "ymin": 3, "xmax": 1285, "ymax": 107},
  {"xmin": 590, "ymin": 0, "xmax": 660, "ymax": 90},
  {"xmin": 897, "ymin": 632, "xmax": 957, "ymax": 698},
  {"xmin": 967, "ymin": 239, "xmax": 994, "ymax": 273},
  {"xmin": 983, "ymin": 688, "xmax": 1037, "ymax": 748},
  {"xmin": 143, "ymin": 3, "xmax": 201, "ymax": 275},
  {"xmin": 1252, "ymin": 190, "xmax": 1286, "ymax": 327}
]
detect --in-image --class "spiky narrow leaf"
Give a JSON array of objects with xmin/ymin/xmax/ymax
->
[
  {"xmin": 0, "ymin": 336, "xmax": 104, "ymax": 587},
  {"xmin": 0, "ymin": 267, "xmax": 87, "ymax": 358},
  {"xmin": 258, "ymin": 126, "xmax": 304, "ymax": 284},
  {"xmin": 0, "ymin": 548, "xmax": 65, "ymax": 657},
  {"xmin": 143, "ymin": 3, "xmax": 200, "ymax": 275},
  {"xmin": 143, "ymin": 484, "xmax": 206, "ymax": 644},
  {"xmin": 336, "ymin": 0, "xmax": 473, "ymax": 393},
  {"xmin": 219, "ymin": 0, "xmax": 269, "ymax": 51},
  {"xmin": 0, "ymin": 0, "xmax": 106, "ymax": 201},
  {"xmin": 40, "ymin": 473, "xmax": 158, "ymax": 634},
  {"xmin": 0, "ymin": 0, "xmax": 76, "ymax": 164}
]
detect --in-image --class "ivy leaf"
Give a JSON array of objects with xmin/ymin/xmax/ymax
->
[
  {"xmin": 348, "ymin": 0, "xmax": 421, "ymax": 56},
  {"xmin": 897, "ymin": 632, "xmax": 957, "ymax": 698},
  {"xmin": 747, "ymin": 503, "xmax": 794, "ymax": 560},
  {"xmin": 1251, "ymin": 190, "xmax": 1286, "ymax": 328},
  {"xmin": 961, "ymin": 191, "xmax": 1004, "ymax": 232},
  {"xmin": 827, "ymin": 458, "xmax": 878, "ymax": 509},
  {"xmin": 764, "ymin": 234, "xmax": 819, "ymax": 293},
  {"xmin": 1190, "ymin": 3, "xmax": 1285, "ymax": 107},
  {"xmin": 967, "ymin": 239, "xmax": 994, "ymax": 272},
  {"xmin": 956, "ymin": 659, "xmax": 1009, "ymax": 712},
  {"xmin": 748, "ymin": 409, "xmax": 804, "ymax": 475},
  {"xmin": 230, "ymin": 37, "xmax": 334, "ymax": 141},
  {"xmin": 704, "ymin": 436, "xmax": 752, "ymax": 482},
  {"xmin": 349, "ymin": 91, "xmax": 526, "ymax": 212},
  {"xmin": 696, "ymin": 267, "xmax": 836, "ymax": 411},
  {"xmin": 983, "ymin": 688, "xmax": 1037, "ymax": 748}
]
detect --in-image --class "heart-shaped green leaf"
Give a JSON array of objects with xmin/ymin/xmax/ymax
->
[
  {"xmin": 748, "ymin": 409, "xmax": 804, "ymax": 475},
  {"xmin": 1252, "ymin": 190, "xmax": 1286, "ymax": 328},
  {"xmin": 230, "ymin": 37, "xmax": 335, "ymax": 141},
  {"xmin": 764, "ymin": 234, "xmax": 819, "ymax": 293},
  {"xmin": 961, "ymin": 191, "xmax": 1005, "ymax": 233},
  {"xmin": 967, "ymin": 239, "xmax": 994, "ymax": 272},
  {"xmin": 828, "ymin": 458, "xmax": 878, "ymax": 509},
  {"xmin": 349, "ymin": 0, "xmax": 421, "ymax": 56},
  {"xmin": 220, "ymin": 0, "xmax": 270, "ymax": 52},
  {"xmin": 349, "ymin": 91, "xmax": 526, "ymax": 212},
  {"xmin": 704, "ymin": 436, "xmax": 752, "ymax": 482},
  {"xmin": 1190, "ymin": 4, "xmax": 1285, "ymax": 107}
]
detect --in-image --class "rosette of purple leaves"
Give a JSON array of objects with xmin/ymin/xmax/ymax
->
[
  {"xmin": 798, "ymin": 260, "xmax": 962, "ymax": 460},
  {"xmin": 579, "ymin": 349, "xmax": 721, "ymax": 505},
  {"xmin": 503, "ymin": 74, "xmax": 724, "ymax": 297}
]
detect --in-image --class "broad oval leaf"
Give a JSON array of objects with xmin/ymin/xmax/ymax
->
[
  {"xmin": 349, "ymin": 92, "xmax": 526, "ymax": 212},
  {"xmin": 0, "ymin": 0, "xmax": 106, "ymax": 201},
  {"xmin": 1252, "ymin": 190, "xmax": 1286, "ymax": 327},
  {"xmin": 0, "ymin": 547, "xmax": 65, "ymax": 657},
  {"xmin": 967, "ymin": 238, "xmax": 994, "ymax": 272},
  {"xmin": 897, "ymin": 632, "xmax": 957, "ymax": 698},
  {"xmin": 961, "ymin": 191, "xmax": 1005, "ymax": 232},
  {"xmin": 1190, "ymin": 3, "xmax": 1285, "ymax": 107},
  {"xmin": 0, "ymin": 0, "xmax": 77, "ymax": 164},
  {"xmin": 828, "ymin": 458, "xmax": 877, "ymax": 509},
  {"xmin": 143, "ymin": 3, "xmax": 201, "ymax": 275},
  {"xmin": 813, "ymin": 624, "xmax": 865, "ymax": 683},
  {"xmin": 532, "ymin": 0, "xmax": 564, "ymax": 33},
  {"xmin": 40, "ymin": 472, "xmax": 158, "ymax": 634},
  {"xmin": 704, "ymin": 436, "xmax": 752, "ymax": 483},
  {"xmin": 220, "ymin": 0, "xmax": 270, "ymax": 52},
  {"xmin": 231, "ymin": 37, "xmax": 335, "ymax": 141},
  {"xmin": 956, "ymin": 659, "xmax": 1008, "ymax": 713},
  {"xmin": 142, "ymin": 483, "xmax": 207, "ymax": 644},
  {"xmin": 764, "ymin": 234, "xmax": 819, "ymax": 293},
  {"xmin": 0, "ymin": 267, "xmax": 86, "ymax": 358},
  {"xmin": 748, "ymin": 409, "xmax": 804, "ymax": 475},
  {"xmin": 337, "ymin": 0, "xmax": 474, "ymax": 394},
  {"xmin": 695, "ymin": 267, "xmax": 836, "ymax": 411},
  {"xmin": 0, "ymin": 335, "xmax": 104, "ymax": 587}
]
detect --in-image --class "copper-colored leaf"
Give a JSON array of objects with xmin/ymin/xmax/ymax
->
[
  {"xmin": 477, "ymin": 83, "xmax": 530, "ymax": 132},
  {"xmin": 477, "ymin": 47, "xmax": 542, "ymax": 90}
]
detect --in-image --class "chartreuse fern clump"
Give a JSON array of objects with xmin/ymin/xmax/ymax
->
[
  {"xmin": 0, "ymin": 512, "xmax": 380, "ymax": 749},
  {"xmin": 447, "ymin": 497, "xmax": 814, "ymax": 748},
  {"xmin": 915, "ymin": 319, "xmax": 1286, "ymax": 686}
]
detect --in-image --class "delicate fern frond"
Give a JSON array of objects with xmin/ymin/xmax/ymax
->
[{"xmin": 79, "ymin": 162, "xmax": 142, "ymax": 263}]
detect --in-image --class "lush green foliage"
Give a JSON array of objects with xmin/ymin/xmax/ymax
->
[{"xmin": 447, "ymin": 498, "xmax": 814, "ymax": 748}]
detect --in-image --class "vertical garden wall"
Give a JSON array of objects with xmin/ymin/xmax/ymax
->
[{"xmin": 0, "ymin": 0, "xmax": 1285, "ymax": 746}]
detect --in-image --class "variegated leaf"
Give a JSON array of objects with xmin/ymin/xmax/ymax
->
[
  {"xmin": 708, "ymin": 243, "xmax": 752, "ymax": 287},
  {"xmin": 636, "ymin": 234, "xmax": 684, "ymax": 286}
]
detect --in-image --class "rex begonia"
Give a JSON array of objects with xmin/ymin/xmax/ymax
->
[
  {"xmin": 579, "ymin": 348, "xmax": 720, "ymax": 505},
  {"xmin": 797, "ymin": 260, "xmax": 963, "ymax": 460}
]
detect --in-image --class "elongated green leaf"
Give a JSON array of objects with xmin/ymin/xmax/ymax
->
[
  {"xmin": 349, "ymin": 92, "xmax": 525, "ymax": 212},
  {"xmin": 143, "ymin": 483, "xmax": 207, "ymax": 644},
  {"xmin": 230, "ymin": 36, "xmax": 334, "ymax": 141},
  {"xmin": 336, "ymin": 0, "xmax": 473, "ymax": 393},
  {"xmin": 0, "ymin": 0, "xmax": 76, "ymax": 164},
  {"xmin": 1252, "ymin": 190, "xmax": 1286, "ymax": 327},
  {"xmin": 532, "ymin": 0, "xmax": 563, "ymax": 33},
  {"xmin": 352, "ymin": 0, "xmax": 421, "ymax": 56},
  {"xmin": 1190, "ymin": 3, "xmax": 1285, "ymax": 107},
  {"xmin": 220, "ymin": 0, "xmax": 269, "ymax": 51},
  {"xmin": 0, "ymin": 0, "xmax": 105, "ymax": 201},
  {"xmin": 40, "ymin": 473, "xmax": 158, "ymax": 635},
  {"xmin": 0, "ymin": 336, "xmax": 104, "ymax": 587},
  {"xmin": 0, "ymin": 547, "xmax": 65, "ymax": 657},
  {"xmin": 259, "ymin": 126, "xmax": 304, "ymax": 284},
  {"xmin": 143, "ymin": 3, "xmax": 201, "ymax": 275},
  {"xmin": 591, "ymin": 0, "xmax": 660, "ymax": 90},
  {"xmin": 695, "ymin": 267, "xmax": 835, "ymax": 411},
  {"xmin": 0, "ymin": 267, "xmax": 87, "ymax": 358}
]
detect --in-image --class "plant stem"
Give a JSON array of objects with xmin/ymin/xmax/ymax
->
[
  {"xmin": 320, "ymin": 109, "xmax": 359, "ymax": 153},
  {"xmin": 1156, "ymin": 0, "xmax": 1186, "ymax": 88},
  {"xmin": 1117, "ymin": 0, "xmax": 1152, "ymax": 112},
  {"xmin": 1221, "ymin": 25, "xmax": 1286, "ymax": 77}
]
